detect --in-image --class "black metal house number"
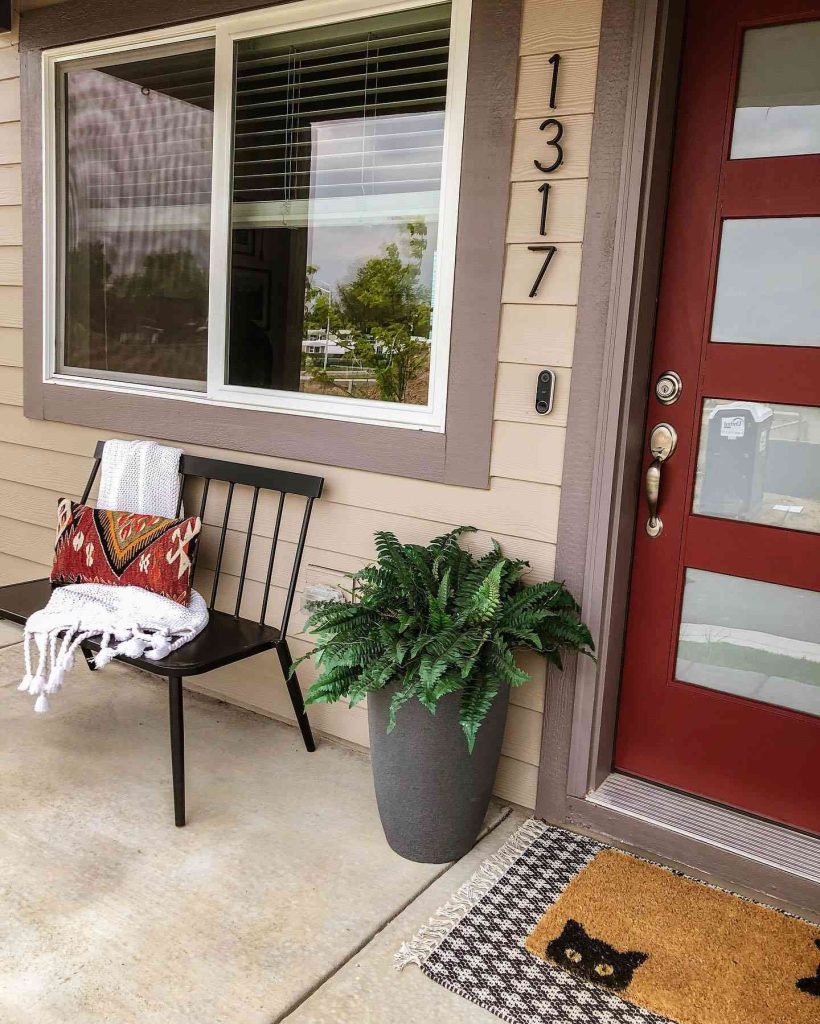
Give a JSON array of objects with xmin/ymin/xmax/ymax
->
[
  {"xmin": 538, "ymin": 182, "xmax": 550, "ymax": 235},
  {"xmin": 533, "ymin": 118, "xmax": 564, "ymax": 174},
  {"xmin": 527, "ymin": 245, "xmax": 557, "ymax": 298},
  {"xmin": 547, "ymin": 52, "xmax": 561, "ymax": 109},
  {"xmin": 528, "ymin": 53, "xmax": 565, "ymax": 297}
]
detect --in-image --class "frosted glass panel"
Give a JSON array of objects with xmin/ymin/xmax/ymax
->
[
  {"xmin": 676, "ymin": 570, "xmax": 820, "ymax": 717},
  {"xmin": 731, "ymin": 21, "xmax": 820, "ymax": 160},
  {"xmin": 693, "ymin": 400, "xmax": 820, "ymax": 534},
  {"xmin": 711, "ymin": 219, "xmax": 820, "ymax": 347}
]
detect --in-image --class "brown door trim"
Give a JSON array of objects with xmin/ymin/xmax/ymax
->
[
  {"xmin": 535, "ymin": 0, "xmax": 820, "ymax": 915},
  {"xmin": 536, "ymin": 0, "xmax": 685, "ymax": 819}
]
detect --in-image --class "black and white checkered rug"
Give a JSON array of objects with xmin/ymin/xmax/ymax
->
[{"xmin": 396, "ymin": 818, "xmax": 671, "ymax": 1024}]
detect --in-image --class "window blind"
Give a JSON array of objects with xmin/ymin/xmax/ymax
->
[{"xmin": 231, "ymin": 3, "xmax": 452, "ymax": 206}]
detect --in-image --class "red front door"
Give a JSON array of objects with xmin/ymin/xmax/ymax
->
[{"xmin": 615, "ymin": 0, "xmax": 820, "ymax": 834}]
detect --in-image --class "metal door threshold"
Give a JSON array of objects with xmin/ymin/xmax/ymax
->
[{"xmin": 589, "ymin": 773, "xmax": 820, "ymax": 885}]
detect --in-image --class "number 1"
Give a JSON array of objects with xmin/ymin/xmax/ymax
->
[
  {"xmin": 538, "ymin": 182, "xmax": 551, "ymax": 235},
  {"xmin": 548, "ymin": 53, "xmax": 561, "ymax": 109}
]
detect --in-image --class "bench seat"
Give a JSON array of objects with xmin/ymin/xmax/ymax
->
[{"xmin": 0, "ymin": 579, "xmax": 282, "ymax": 678}]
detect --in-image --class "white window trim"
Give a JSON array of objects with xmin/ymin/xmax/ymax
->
[{"xmin": 41, "ymin": 0, "xmax": 472, "ymax": 432}]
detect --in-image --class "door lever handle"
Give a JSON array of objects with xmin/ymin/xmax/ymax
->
[
  {"xmin": 645, "ymin": 457, "xmax": 663, "ymax": 537},
  {"xmin": 645, "ymin": 423, "xmax": 677, "ymax": 538}
]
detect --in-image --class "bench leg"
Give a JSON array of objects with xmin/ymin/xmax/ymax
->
[
  {"xmin": 277, "ymin": 643, "xmax": 316, "ymax": 753},
  {"xmin": 168, "ymin": 676, "xmax": 186, "ymax": 827}
]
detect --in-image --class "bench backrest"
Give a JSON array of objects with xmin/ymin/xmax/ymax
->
[{"xmin": 82, "ymin": 442, "xmax": 324, "ymax": 637}]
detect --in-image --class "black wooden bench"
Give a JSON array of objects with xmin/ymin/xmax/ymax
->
[{"xmin": 0, "ymin": 441, "xmax": 324, "ymax": 827}]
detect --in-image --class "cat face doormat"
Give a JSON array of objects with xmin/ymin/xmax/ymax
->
[{"xmin": 396, "ymin": 819, "xmax": 820, "ymax": 1024}]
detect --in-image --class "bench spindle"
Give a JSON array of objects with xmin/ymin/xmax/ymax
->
[
  {"xmin": 281, "ymin": 497, "xmax": 314, "ymax": 638},
  {"xmin": 80, "ymin": 458, "xmax": 101, "ymax": 504},
  {"xmin": 209, "ymin": 481, "xmax": 234, "ymax": 611},
  {"xmin": 235, "ymin": 486, "xmax": 259, "ymax": 618},
  {"xmin": 260, "ymin": 491, "xmax": 285, "ymax": 626},
  {"xmin": 189, "ymin": 478, "xmax": 210, "ymax": 590},
  {"xmin": 175, "ymin": 474, "xmax": 187, "ymax": 517}
]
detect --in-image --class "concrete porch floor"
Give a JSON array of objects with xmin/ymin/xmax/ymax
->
[{"xmin": 0, "ymin": 632, "xmax": 520, "ymax": 1024}]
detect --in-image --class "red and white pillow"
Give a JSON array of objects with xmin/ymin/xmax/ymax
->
[{"xmin": 51, "ymin": 498, "xmax": 202, "ymax": 606}]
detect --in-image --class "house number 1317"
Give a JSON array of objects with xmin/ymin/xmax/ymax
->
[{"xmin": 529, "ymin": 53, "xmax": 563, "ymax": 297}]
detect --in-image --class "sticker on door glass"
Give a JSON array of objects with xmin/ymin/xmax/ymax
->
[{"xmin": 720, "ymin": 415, "xmax": 745, "ymax": 440}]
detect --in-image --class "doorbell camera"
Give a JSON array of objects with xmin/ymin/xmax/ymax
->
[{"xmin": 535, "ymin": 368, "xmax": 555, "ymax": 415}]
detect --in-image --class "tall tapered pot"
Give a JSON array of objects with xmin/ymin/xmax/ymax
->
[{"xmin": 367, "ymin": 685, "xmax": 510, "ymax": 863}]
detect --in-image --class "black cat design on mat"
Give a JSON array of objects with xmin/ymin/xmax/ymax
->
[
  {"xmin": 546, "ymin": 919, "xmax": 648, "ymax": 992},
  {"xmin": 797, "ymin": 939, "xmax": 820, "ymax": 997}
]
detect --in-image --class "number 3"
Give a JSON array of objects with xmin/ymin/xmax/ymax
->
[{"xmin": 534, "ymin": 118, "xmax": 564, "ymax": 174}]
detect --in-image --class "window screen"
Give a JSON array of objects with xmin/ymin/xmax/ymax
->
[{"xmin": 59, "ymin": 43, "xmax": 215, "ymax": 388}]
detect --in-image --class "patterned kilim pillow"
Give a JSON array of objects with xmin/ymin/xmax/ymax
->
[{"xmin": 51, "ymin": 498, "xmax": 202, "ymax": 605}]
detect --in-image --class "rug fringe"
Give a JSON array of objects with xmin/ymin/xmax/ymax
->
[{"xmin": 395, "ymin": 817, "xmax": 548, "ymax": 971}]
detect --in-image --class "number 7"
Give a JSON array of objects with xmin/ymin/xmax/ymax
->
[{"xmin": 528, "ymin": 245, "xmax": 557, "ymax": 298}]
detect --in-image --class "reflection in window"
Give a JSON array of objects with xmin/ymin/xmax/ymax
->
[
  {"xmin": 731, "ymin": 21, "xmax": 820, "ymax": 160},
  {"xmin": 676, "ymin": 569, "xmax": 820, "ymax": 718},
  {"xmin": 711, "ymin": 218, "xmax": 820, "ymax": 348},
  {"xmin": 693, "ymin": 400, "xmax": 820, "ymax": 534},
  {"xmin": 226, "ymin": 5, "xmax": 451, "ymax": 405},
  {"xmin": 60, "ymin": 45, "xmax": 215, "ymax": 387}
]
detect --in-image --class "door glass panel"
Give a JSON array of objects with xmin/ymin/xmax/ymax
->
[
  {"xmin": 693, "ymin": 399, "xmax": 820, "ymax": 533},
  {"xmin": 676, "ymin": 569, "xmax": 820, "ymax": 717},
  {"xmin": 730, "ymin": 21, "xmax": 820, "ymax": 160},
  {"xmin": 711, "ymin": 218, "xmax": 820, "ymax": 347}
]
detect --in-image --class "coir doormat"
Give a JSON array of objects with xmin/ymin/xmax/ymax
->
[{"xmin": 396, "ymin": 819, "xmax": 820, "ymax": 1024}]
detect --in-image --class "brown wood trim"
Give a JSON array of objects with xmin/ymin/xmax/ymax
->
[
  {"xmin": 567, "ymin": 0, "xmax": 687, "ymax": 800},
  {"xmin": 20, "ymin": 0, "xmax": 521, "ymax": 488},
  {"xmin": 535, "ymin": 0, "xmax": 684, "ymax": 820}
]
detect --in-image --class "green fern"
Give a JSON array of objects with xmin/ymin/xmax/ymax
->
[{"xmin": 296, "ymin": 527, "xmax": 594, "ymax": 752}]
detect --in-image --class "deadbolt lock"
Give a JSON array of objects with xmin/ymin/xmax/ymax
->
[{"xmin": 655, "ymin": 370, "xmax": 682, "ymax": 405}]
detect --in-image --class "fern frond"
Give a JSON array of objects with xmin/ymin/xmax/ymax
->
[{"xmin": 459, "ymin": 673, "xmax": 500, "ymax": 753}]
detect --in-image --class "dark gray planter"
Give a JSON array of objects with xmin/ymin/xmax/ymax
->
[{"xmin": 367, "ymin": 684, "xmax": 510, "ymax": 863}]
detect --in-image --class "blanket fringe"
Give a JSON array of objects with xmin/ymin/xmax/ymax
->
[
  {"xmin": 20, "ymin": 601, "xmax": 196, "ymax": 713},
  {"xmin": 394, "ymin": 817, "xmax": 548, "ymax": 971}
]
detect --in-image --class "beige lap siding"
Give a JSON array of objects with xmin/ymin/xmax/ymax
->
[{"xmin": 0, "ymin": 0, "xmax": 603, "ymax": 809}]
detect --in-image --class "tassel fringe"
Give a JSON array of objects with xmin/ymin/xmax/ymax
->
[
  {"xmin": 19, "ymin": 586, "xmax": 208, "ymax": 713},
  {"xmin": 394, "ymin": 817, "xmax": 548, "ymax": 971},
  {"xmin": 20, "ymin": 622, "xmax": 191, "ymax": 714}
]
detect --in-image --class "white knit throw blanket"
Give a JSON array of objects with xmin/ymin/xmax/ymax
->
[
  {"xmin": 98, "ymin": 439, "xmax": 184, "ymax": 518},
  {"xmin": 22, "ymin": 438, "xmax": 204, "ymax": 713},
  {"xmin": 20, "ymin": 585, "xmax": 209, "ymax": 714}
]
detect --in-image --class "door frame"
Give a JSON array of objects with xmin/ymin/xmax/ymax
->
[{"xmin": 535, "ymin": 0, "xmax": 820, "ymax": 916}]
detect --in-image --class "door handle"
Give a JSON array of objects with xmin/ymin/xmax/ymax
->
[{"xmin": 645, "ymin": 423, "xmax": 677, "ymax": 538}]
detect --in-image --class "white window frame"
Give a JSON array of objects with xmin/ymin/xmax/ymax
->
[{"xmin": 41, "ymin": 0, "xmax": 472, "ymax": 432}]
